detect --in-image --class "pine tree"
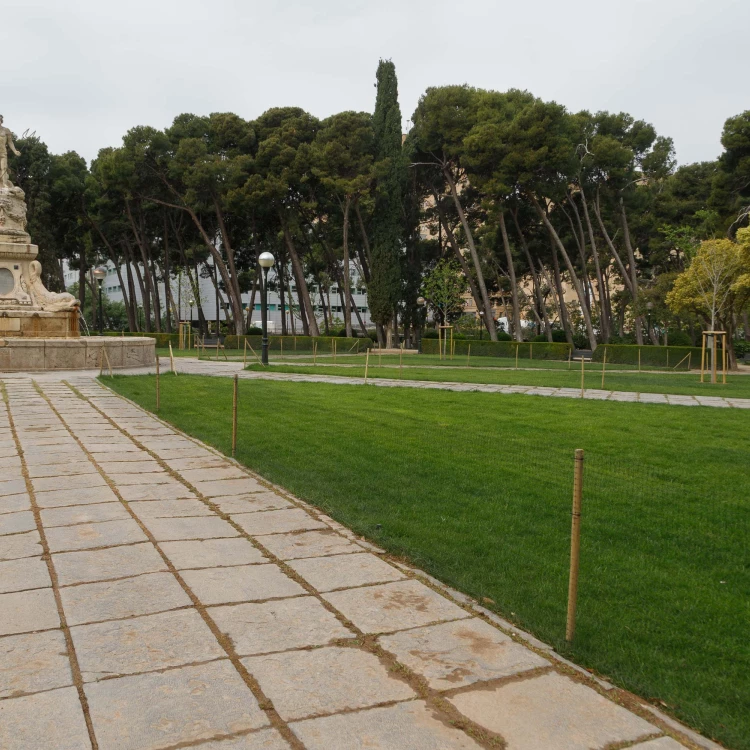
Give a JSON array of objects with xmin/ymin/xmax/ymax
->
[{"xmin": 369, "ymin": 59, "xmax": 406, "ymax": 345}]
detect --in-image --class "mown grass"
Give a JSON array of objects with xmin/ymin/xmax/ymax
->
[
  {"xmin": 105, "ymin": 374, "xmax": 749, "ymax": 749},
  {"xmin": 244, "ymin": 359, "xmax": 750, "ymax": 399}
]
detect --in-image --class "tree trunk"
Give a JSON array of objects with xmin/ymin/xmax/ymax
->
[
  {"xmin": 443, "ymin": 167, "xmax": 497, "ymax": 340},
  {"xmin": 78, "ymin": 254, "xmax": 87, "ymax": 327},
  {"xmin": 578, "ymin": 187, "xmax": 610, "ymax": 341},
  {"xmin": 498, "ymin": 211, "xmax": 523, "ymax": 342},
  {"xmin": 280, "ymin": 218, "xmax": 319, "ymax": 336},
  {"xmin": 342, "ymin": 196, "xmax": 353, "ymax": 338},
  {"xmin": 354, "ymin": 201, "xmax": 371, "ymax": 281},
  {"xmin": 531, "ymin": 195, "xmax": 597, "ymax": 349},
  {"xmin": 246, "ymin": 273, "xmax": 258, "ymax": 332},
  {"xmin": 550, "ymin": 235, "xmax": 574, "ymax": 346},
  {"xmin": 434, "ymin": 195, "xmax": 485, "ymax": 326},
  {"xmin": 213, "ymin": 198, "xmax": 245, "ymax": 333}
]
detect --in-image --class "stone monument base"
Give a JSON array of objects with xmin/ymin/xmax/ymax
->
[
  {"xmin": 0, "ymin": 309, "xmax": 80, "ymax": 338},
  {"xmin": 0, "ymin": 336, "xmax": 155, "ymax": 371}
]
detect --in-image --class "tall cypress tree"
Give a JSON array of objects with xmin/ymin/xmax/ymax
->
[{"xmin": 369, "ymin": 59, "xmax": 406, "ymax": 345}]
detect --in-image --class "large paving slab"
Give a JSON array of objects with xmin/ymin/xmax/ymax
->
[
  {"xmin": 378, "ymin": 617, "xmax": 549, "ymax": 690},
  {"xmin": 84, "ymin": 660, "xmax": 269, "ymax": 748},
  {"xmin": 289, "ymin": 700, "xmax": 483, "ymax": 749},
  {"xmin": 0, "ymin": 376, "xmax": 714, "ymax": 749},
  {"xmin": 0, "ymin": 687, "xmax": 92, "ymax": 750},
  {"xmin": 242, "ymin": 646, "xmax": 415, "ymax": 720},
  {"xmin": 449, "ymin": 672, "xmax": 658, "ymax": 749}
]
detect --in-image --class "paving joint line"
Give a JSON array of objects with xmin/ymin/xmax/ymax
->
[
  {"xmin": 88, "ymin": 377, "xmax": 713, "ymax": 749},
  {"xmin": 34, "ymin": 381, "xmax": 308, "ymax": 750},
  {"xmin": 75, "ymin": 378, "xmax": 509, "ymax": 749},
  {"xmin": 84, "ymin": 377, "xmax": 713, "ymax": 750},
  {"xmin": 2, "ymin": 381, "xmax": 100, "ymax": 749}
]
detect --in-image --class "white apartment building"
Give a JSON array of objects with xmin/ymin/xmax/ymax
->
[{"xmin": 63, "ymin": 261, "xmax": 374, "ymax": 333}]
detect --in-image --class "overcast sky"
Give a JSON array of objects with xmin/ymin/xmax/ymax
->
[{"xmin": 5, "ymin": 0, "xmax": 749, "ymax": 166}]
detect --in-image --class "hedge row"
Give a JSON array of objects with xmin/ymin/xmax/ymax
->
[
  {"xmin": 223, "ymin": 335, "xmax": 373, "ymax": 353},
  {"xmin": 104, "ymin": 332, "xmax": 373, "ymax": 353},
  {"xmin": 592, "ymin": 344, "xmax": 701, "ymax": 370},
  {"xmin": 421, "ymin": 338, "xmax": 572, "ymax": 360}
]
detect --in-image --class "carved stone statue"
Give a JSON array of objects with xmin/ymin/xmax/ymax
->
[
  {"xmin": 0, "ymin": 115, "xmax": 21, "ymax": 189},
  {"xmin": 28, "ymin": 260, "xmax": 78, "ymax": 311}
]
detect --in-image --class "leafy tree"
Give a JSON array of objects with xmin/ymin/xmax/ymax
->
[
  {"xmin": 667, "ymin": 232, "xmax": 750, "ymax": 362},
  {"xmin": 311, "ymin": 111, "xmax": 374, "ymax": 336},
  {"xmin": 422, "ymin": 258, "xmax": 466, "ymax": 325},
  {"xmin": 369, "ymin": 60, "xmax": 407, "ymax": 345}
]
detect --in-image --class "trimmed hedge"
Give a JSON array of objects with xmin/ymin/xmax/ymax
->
[
  {"xmin": 224, "ymin": 335, "xmax": 373, "ymax": 353},
  {"xmin": 421, "ymin": 338, "xmax": 572, "ymax": 361},
  {"xmin": 592, "ymin": 344, "xmax": 701, "ymax": 370},
  {"xmin": 104, "ymin": 332, "xmax": 180, "ymax": 347},
  {"xmin": 104, "ymin": 332, "xmax": 372, "ymax": 353}
]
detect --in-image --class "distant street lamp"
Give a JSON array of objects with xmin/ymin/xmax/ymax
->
[
  {"xmin": 93, "ymin": 267, "xmax": 107, "ymax": 335},
  {"xmin": 646, "ymin": 301, "xmax": 654, "ymax": 340},
  {"xmin": 416, "ymin": 296, "xmax": 426, "ymax": 354},
  {"xmin": 479, "ymin": 310, "xmax": 485, "ymax": 341},
  {"xmin": 259, "ymin": 252, "xmax": 275, "ymax": 365}
]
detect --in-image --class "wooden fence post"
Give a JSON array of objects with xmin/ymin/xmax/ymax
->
[
  {"xmin": 232, "ymin": 373, "xmax": 238, "ymax": 457},
  {"xmin": 601, "ymin": 347, "xmax": 607, "ymax": 389},
  {"xmin": 566, "ymin": 448, "xmax": 584, "ymax": 642},
  {"xmin": 364, "ymin": 348, "xmax": 370, "ymax": 384},
  {"xmin": 169, "ymin": 341, "xmax": 176, "ymax": 375}
]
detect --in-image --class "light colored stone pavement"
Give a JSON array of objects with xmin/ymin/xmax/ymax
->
[
  {"xmin": 0, "ymin": 375, "xmax": 723, "ymax": 749},
  {"xmin": 151, "ymin": 358, "xmax": 750, "ymax": 409}
]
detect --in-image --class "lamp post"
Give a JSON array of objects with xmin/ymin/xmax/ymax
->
[
  {"xmin": 93, "ymin": 267, "xmax": 107, "ymax": 335},
  {"xmin": 646, "ymin": 301, "xmax": 653, "ymax": 341},
  {"xmin": 479, "ymin": 310, "xmax": 484, "ymax": 341},
  {"xmin": 258, "ymin": 252, "xmax": 275, "ymax": 365},
  {"xmin": 416, "ymin": 296, "xmax": 426, "ymax": 354}
]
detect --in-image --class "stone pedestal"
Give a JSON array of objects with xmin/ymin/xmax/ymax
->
[
  {"xmin": 0, "ymin": 186, "xmax": 80, "ymax": 335},
  {"xmin": 0, "ymin": 336, "xmax": 156, "ymax": 371}
]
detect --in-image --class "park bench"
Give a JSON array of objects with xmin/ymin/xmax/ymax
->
[{"xmin": 200, "ymin": 335, "xmax": 228, "ymax": 360}]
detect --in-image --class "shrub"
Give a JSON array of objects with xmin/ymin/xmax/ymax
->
[
  {"xmin": 592, "ymin": 344, "xmax": 701, "ymax": 370},
  {"xmin": 421, "ymin": 338, "xmax": 571, "ymax": 360},
  {"xmin": 423, "ymin": 330, "xmax": 439, "ymax": 339},
  {"xmin": 246, "ymin": 326, "xmax": 262, "ymax": 336}
]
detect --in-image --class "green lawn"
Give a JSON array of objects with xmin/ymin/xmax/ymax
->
[
  {"xmin": 104, "ymin": 374, "xmax": 749, "ymax": 749},
  {"xmin": 245, "ymin": 359, "xmax": 750, "ymax": 399}
]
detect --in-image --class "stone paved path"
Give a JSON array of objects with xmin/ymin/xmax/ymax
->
[
  {"xmin": 0, "ymin": 375, "xmax": 722, "ymax": 749},
  {"xmin": 168, "ymin": 358, "xmax": 750, "ymax": 409}
]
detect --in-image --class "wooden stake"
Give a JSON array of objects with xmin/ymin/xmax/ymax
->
[
  {"xmin": 601, "ymin": 347, "xmax": 607, "ymax": 389},
  {"xmin": 722, "ymin": 333, "xmax": 727, "ymax": 385},
  {"xmin": 281, "ymin": 337, "xmax": 283, "ymax": 359},
  {"xmin": 232, "ymin": 373, "xmax": 238, "ymax": 457},
  {"xmin": 530, "ymin": 342, "xmax": 533, "ymax": 360},
  {"xmin": 364, "ymin": 348, "xmax": 370, "ymax": 383},
  {"xmin": 515, "ymin": 345, "xmax": 519, "ymax": 370},
  {"xmin": 568, "ymin": 346, "xmax": 572, "ymax": 370},
  {"xmin": 467, "ymin": 344, "xmax": 471, "ymax": 368},
  {"xmin": 169, "ymin": 341, "xmax": 176, "ymax": 375},
  {"xmin": 103, "ymin": 347, "xmax": 113, "ymax": 378},
  {"xmin": 638, "ymin": 347, "xmax": 641, "ymax": 373},
  {"xmin": 243, "ymin": 338, "xmax": 247, "ymax": 368},
  {"xmin": 399, "ymin": 344, "xmax": 403, "ymax": 379},
  {"xmin": 566, "ymin": 448, "xmax": 584, "ymax": 642},
  {"xmin": 155, "ymin": 354, "xmax": 160, "ymax": 412},
  {"xmin": 313, "ymin": 341, "xmax": 317, "ymax": 365}
]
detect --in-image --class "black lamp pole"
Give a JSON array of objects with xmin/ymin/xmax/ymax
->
[
  {"xmin": 261, "ymin": 266, "xmax": 270, "ymax": 365},
  {"xmin": 97, "ymin": 279, "xmax": 104, "ymax": 335}
]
